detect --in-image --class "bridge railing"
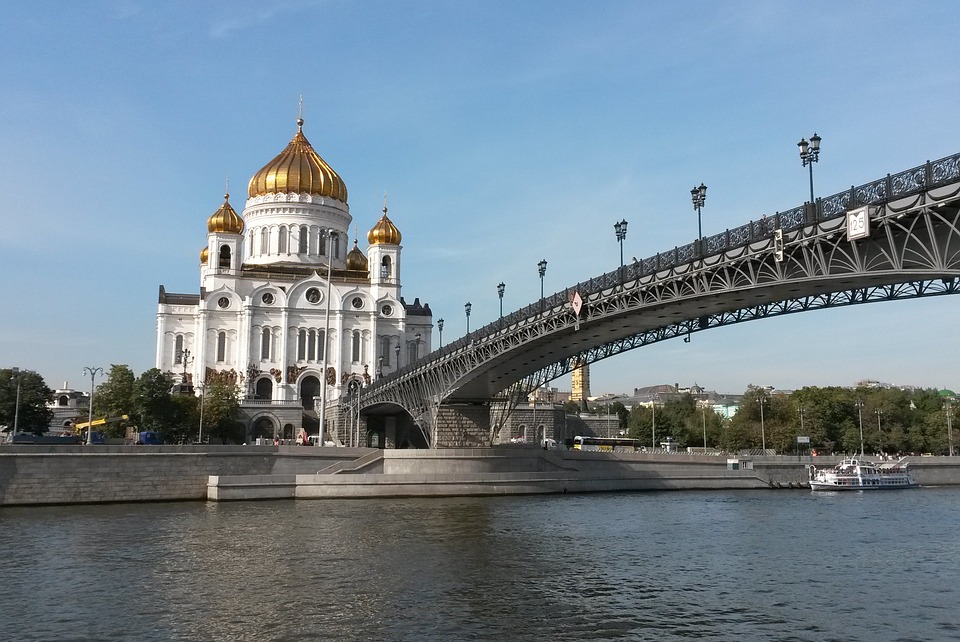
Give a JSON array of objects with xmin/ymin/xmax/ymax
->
[{"xmin": 365, "ymin": 152, "xmax": 960, "ymax": 395}]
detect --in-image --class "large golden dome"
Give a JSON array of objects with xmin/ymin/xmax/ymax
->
[
  {"xmin": 368, "ymin": 205, "xmax": 402, "ymax": 245},
  {"xmin": 207, "ymin": 193, "xmax": 244, "ymax": 234},
  {"xmin": 247, "ymin": 118, "xmax": 348, "ymax": 202},
  {"xmin": 346, "ymin": 239, "xmax": 369, "ymax": 271}
]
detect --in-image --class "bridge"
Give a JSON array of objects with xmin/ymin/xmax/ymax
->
[{"xmin": 357, "ymin": 153, "xmax": 960, "ymax": 447}]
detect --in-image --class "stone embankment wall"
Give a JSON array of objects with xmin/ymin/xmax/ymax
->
[
  {"xmin": 0, "ymin": 445, "xmax": 362, "ymax": 506},
  {"xmin": 3, "ymin": 446, "xmax": 959, "ymax": 506}
]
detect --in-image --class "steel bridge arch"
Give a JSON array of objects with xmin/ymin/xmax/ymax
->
[{"xmin": 359, "ymin": 155, "xmax": 960, "ymax": 446}]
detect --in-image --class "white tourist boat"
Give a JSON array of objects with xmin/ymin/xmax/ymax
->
[{"xmin": 808, "ymin": 457, "xmax": 918, "ymax": 491}]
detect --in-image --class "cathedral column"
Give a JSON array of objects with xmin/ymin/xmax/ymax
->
[
  {"xmin": 279, "ymin": 307, "xmax": 290, "ymax": 394},
  {"xmin": 238, "ymin": 305, "xmax": 253, "ymax": 396},
  {"xmin": 195, "ymin": 310, "xmax": 209, "ymax": 385}
]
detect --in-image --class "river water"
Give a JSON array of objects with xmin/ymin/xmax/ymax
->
[{"xmin": 2, "ymin": 488, "xmax": 959, "ymax": 641}]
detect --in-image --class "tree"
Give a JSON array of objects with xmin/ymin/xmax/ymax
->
[
  {"xmin": 92, "ymin": 365, "xmax": 136, "ymax": 437},
  {"xmin": 201, "ymin": 381, "xmax": 243, "ymax": 443},
  {"xmin": 0, "ymin": 368, "xmax": 53, "ymax": 434},
  {"xmin": 133, "ymin": 368, "xmax": 178, "ymax": 435}
]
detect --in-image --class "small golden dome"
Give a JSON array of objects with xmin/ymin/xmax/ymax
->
[
  {"xmin": 200, "ymin": 246, "xmax": 209, "ymax": 264},
  {"xmin": 207, "ymin": 194, "xmax": 244, "ymax": 234},
  {"xmin": 247, "ymin": 118, "xmax": 348, "ymax": 202},
  {"xmin": 368, "ymin": 205, "xmax": 402, "ymax": 245},
  {"xmin": 346, "ymin": 239, "xmax": 369, "ymax": 271}
]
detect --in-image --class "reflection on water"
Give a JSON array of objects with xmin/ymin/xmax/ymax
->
[{"xmin": 2, "ymin": 489, "xmax": 960, "ymax": 641}]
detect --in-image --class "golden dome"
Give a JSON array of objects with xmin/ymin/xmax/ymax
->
[
  {"xmin": 346, "ymin": 239, "xmax": 369, "ymax": 271},
  {"xmin": 207, "ymin": 194, "xmax": 244, "ymax": 234},
  {"xmin": 367, "ymin": 205, "xmax": 402, "ymax": 245},
  {"xmin": 200, "ymin": 246, "xmax": 208, "ymax": 264},
  {"xmin": 247, "ymin": 118, "xmax": 348, "ymax": 202}
]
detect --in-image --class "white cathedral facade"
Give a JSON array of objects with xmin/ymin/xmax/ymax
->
[{"xmin": 156, "ymin": 117, "xmax": 433, "ymax": 443}]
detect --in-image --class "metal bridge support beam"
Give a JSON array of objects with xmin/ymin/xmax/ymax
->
[{"xmin": 434, "ymin": 404, "xmax": 492, "ymax": 448}]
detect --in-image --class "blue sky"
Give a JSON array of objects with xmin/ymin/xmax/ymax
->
[{"xmin": 2, "ymin": 1, "xmax": 958, "ymax": 396}]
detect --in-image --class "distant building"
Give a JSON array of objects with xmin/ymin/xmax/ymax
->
[
  {"xmin": 571, "ymin": 362, "xmax": 590, "ymax": 403},
  {"xmin": 47, "ymin": 384, "xmax": 88, "ymax": 431}
]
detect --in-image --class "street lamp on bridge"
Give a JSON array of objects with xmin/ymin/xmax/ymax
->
[
  {"xmin": 394, "ymin": 343, "xmax": 400, "ymax": 368},
  {"xmin": 465, "ymin": 302, "xmax": 472, "ymax": 333},
  {"xmin": 691, "ymin": 183, "xmax": 707, "ymax": 244},
  {"xmin": 437, "ymin": 318, "xmax": 444, "ymax": 346},
  {"xmin": 798, "ymin": 133, "xmax": 822, "ymax": 204},
  {"xmin": 414, "ymin": 333, "xmax": 421, "ymax": 360},
  {"xmin": 497, "ymin": 282, "xmax": 505, "ymax": 319},
  {"xmin": 613, "ymin": 219, "xmax": 628, "ymax": 278},
  {"xmin": 537, "ymin": 259, "xmax": 547, "ymax": 303}
]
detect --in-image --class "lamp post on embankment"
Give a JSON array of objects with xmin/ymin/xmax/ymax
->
[
  {"xmin": 855, "ymin": 399, "xmax": 865, "ymax": 456},
  {"xmin": 82, "ymin": 366, "xmax": 102, "ymax": 446}
]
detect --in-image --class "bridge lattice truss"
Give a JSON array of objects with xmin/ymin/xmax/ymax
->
[{"xmin": 360, "ymin": 154, "xmax": 960, "ymax": 445}]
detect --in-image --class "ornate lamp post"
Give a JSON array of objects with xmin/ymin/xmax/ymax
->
[
  {"xmin": 537, "ymin": 259, "xmax": 547, "ymax": 304},
  {"xmin": 875, "ymin": 408, "xmax": 883, "ymax": 453},
  {"xmin": 702, "ymin": 405, "xmax": 707, "ymax": 452},
  {"xmin": 497, "ymin": 282, "xmax": 505, "ymax": 319},
  {"xmin": 946, "ymin": 396, "xmax": 955, "ymax": 457},
  {"xmin": 798, "ymin": 133, "xmax": 822, "ymax": 204},
  {"xmin": 437, "ymin": 318, "xmax": 444, "ymax": 346},
  {"xmin": 317, "ymin": 230, "xmax": 337, "ymax": 447},
  {"xmin": 613, "ymin": 219, "xmax": 628, "ymax": 279},
  {"xmin": 465, "ymin": 302, "xmax": 472, "ymax": 333},
  {"xmin": 855, "ymin": 399, "xmax": 865, "ymax": 456},
  {"xmin": 82, "ymin": 366, "xmax": 103, "ymax": 445},
  {"xmin": 798, "ymin": 404, "xmax": 806, "ymax": 460},
  {"xmin": 414, "ymin": 333, "xmax": 421, "ymax": 359},
  {"xmin": 394, "ymin": 343, "xmax": 400, "ymax": 368},
  {"xmin": 757, "ymin": 394, "xmax": 766, "ymax": 453},
  {"xmin": 691, "ymin": 183, "xmax": 707, "ymax": 243},
  {"xmin": 10, "ymin": 367, "xmax": 21, "ymax": 437},
  {"xmin": 197, "ymin": 381, "xmax": 206, "ymax": 444}
]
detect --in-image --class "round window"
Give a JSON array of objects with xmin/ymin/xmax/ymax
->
[
  {"xmin": 217, "ymin": 297, "xmax": 230, "ymax": 309},
  {"xmin": 381, "ymin": 304, "xmax": 393, "ymax": 316},
  {"xmin": 306, "ymin": 288, "xmax": 322, "ymax": 304},
  {"xmin": 351, "ymin": 297, "xmax": 364, "ymax": 309},
  {"xmin": 261, "ymin": 292, "xmax": 275, "ymax": 305}
]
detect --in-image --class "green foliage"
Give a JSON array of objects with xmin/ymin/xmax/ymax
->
[
  {"xmin": 133, "ymin": 368, "xmax": 179, "ymax": 434},
  {"xmin": 625, "ymin": 384, "xmax": 955, "ymax": 455},
  {"xmin": 92, "ymin": 365, "xmax": 137, "ymax": 437},
  {"xmin": 200, "ymin": 381, "xmax": 243, "ymax": 443},
  {"xmin": 0, "ymin": 368, "xmax": 53, "ymax": 434}
]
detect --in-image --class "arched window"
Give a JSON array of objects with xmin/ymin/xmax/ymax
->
[
  {"xmin": 216, "ymin": 331, "xmax": 226, "ymax": 362},
  {"xmin": 260, "ymin": 227, "xmax": 269, "ymax": 255},
  {"xmin": 174, "ymin": 335, "xmax": 184, "ymax": 364},
  {"xmin": 299, "ymin": 225, "xmax": 308, "ymax": 254},
  {"xmin": 218, "ymin": 245, "xmax": 231, "ymax": 269},
  {"xmin": 334, "ymin": 234, "xmax": 341, "ymax": 258},
  {"xmin": 408, "ymin": 342, "xmax": 417, "ymax": 364},
  {"xmin": 297, "ymin": 329, "xmax": 306, "ymax": 361},
  {"xmin": 278, "ymin": 226, "xmax": 288, "ymax": 254},
  {"xmin": 317, "ymin": 330, "xmax": 325, "ymax": 360},
  {"xmin": 381, "ymin": 256, "xmax": 392, "ymax": 279},
  {"xmin": 261, "ymin": 328, "xmax": 271, "ymax": 360},
  {"xmin": 307, "ymin": 330, "xmax": 316, "ymax": 361},
  {"xmin": 352, "ymin": 331, "xmax": 361, "ymax": 363},
  {"xmin": 58, "ymin": 395, "xmax": 69, "ymax": 407},
  {"xmin": 255, "ymin": 377, "xmax": 273, "ymax": 401},
  {"xmin": 380, "ymin": 336, "xmax": 391, "ymax": 366}
]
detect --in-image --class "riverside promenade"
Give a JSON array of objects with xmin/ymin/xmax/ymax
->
[{"xmin": 2, "ymin": 445, "xmax": 959, "ymax": 506}]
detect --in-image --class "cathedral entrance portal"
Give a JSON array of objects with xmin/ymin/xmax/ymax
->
[{"xmin": 300, "ymin": 376, "xmax": 321, "ymax": 410}]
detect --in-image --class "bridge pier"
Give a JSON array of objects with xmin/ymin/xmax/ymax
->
[{"xmin": 434, "ymin": 404, "xmax": 492, "ymax": 448}]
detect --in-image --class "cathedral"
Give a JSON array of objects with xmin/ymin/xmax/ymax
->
[{"xmin": 156, "ymin": 116, "xmax": 433, "ymax": 443}]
